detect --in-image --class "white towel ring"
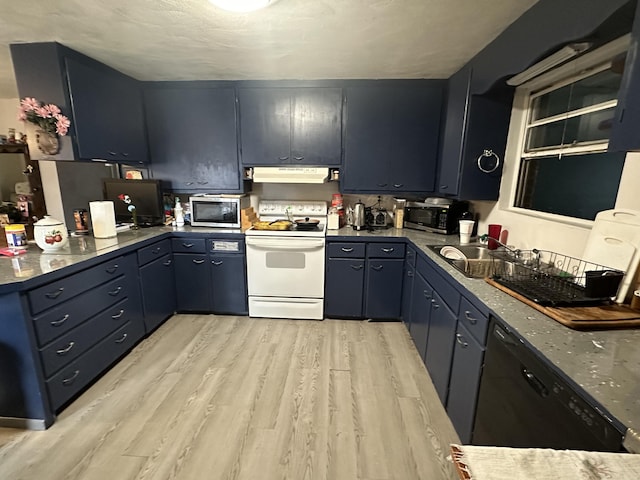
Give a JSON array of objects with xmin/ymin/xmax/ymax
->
[{"xmin": 477, "ymin": 149, "xmax": 500, "ymax": 174}]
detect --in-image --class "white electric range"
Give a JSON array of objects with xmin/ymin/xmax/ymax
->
[{"xmin": 245, "ymin": 200, "xmax": 327, "ymax": 320}]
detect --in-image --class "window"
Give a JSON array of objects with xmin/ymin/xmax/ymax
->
[{"xmin": 513, "ymin": 38, "xmax": 628, "ymax": 221}]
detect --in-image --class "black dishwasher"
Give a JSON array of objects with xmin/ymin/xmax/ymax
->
[{"xmin": 472, "ymin": 317, "xmax": 624, "ymax": 451}]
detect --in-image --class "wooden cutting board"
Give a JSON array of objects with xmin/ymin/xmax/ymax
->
[{"xmin": 486, "ymin": 278, "xmax": 640, "ymax": 329}]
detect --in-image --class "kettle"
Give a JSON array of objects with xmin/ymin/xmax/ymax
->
[{"xmin": 353, "ymin": 200, "xmax": 366, "ymax": 231}]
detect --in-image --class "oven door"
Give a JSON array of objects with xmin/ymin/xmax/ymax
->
[{"xmin": 245, "ymin": 237, "xmax": 325, "ymax": 297}]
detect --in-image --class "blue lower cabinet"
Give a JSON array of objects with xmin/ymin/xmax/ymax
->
[
  {"xmin": 324, "ymin": 257, "xmax": 365, "ymax": 318},
  {"xmin": 139, "ymin": 253, "xmax": 176, "ymax": 332},
  {"xmin": 425, "ymin": 291, "xmax": 458, "ymax": 405},
  {"xmin": 210, "ymin": 254, "xmax": 247, "ymax": 315},
  {"xmin": 409, "ymin": 271, "xmax": 433, "ymax": 361},
  {"xmin": 446, "ymin": 321, "xmax": 486, "ymax": 443},
  {"xmin": 174, "ymin": 253, "xmax": 212, "ymax": 312},
  {"xmin": 364, "ymin": 258, "xmax": 404, "ymax": 319}
]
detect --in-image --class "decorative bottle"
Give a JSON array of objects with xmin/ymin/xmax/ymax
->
[{"xmin": 174, "ymin": 197, "xmax": 184, "ymax": 227}]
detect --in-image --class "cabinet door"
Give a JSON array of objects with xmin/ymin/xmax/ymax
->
[
  {"xmin": 210, "ymin": 254, "xmax": 247, "ymax": 315},
  {"xmin": 324, "ymin": 258, "xmax": 365, "ymax": 318},
  {"xmin": 438, "ymin": 66, "xmax": 471, "ymax": 196},
  {"xmin": 343, "ymin": 84, "xmax": 443, "ymax": 193},
  {"xmin": 425, "ymin": 291, "xmax": 458, "ymax": 405},
  {"xmin": 446, "ymin": 322, "xmax": 485, "ymax": 443},
  {"xmin": 364, "ymin": 258, "xmax": 403, "ymax": 319},
  {"xmin": 609, "ymin": 2, "xmax": 640, "ymax": 151},
  {"xmin": 409, "ymin": 271, "xmax": 432, "ymax": 361},
  {"xmin": 401, "ymin": 263, "xmax": 415, "ymax": 329},
  {"xmin": 65, "ymin": 56, "xmax": 148, "ymax": 163},
  {"xmin": 139, "ymin": 253, "xmax": 176, "ymax": 333},
  {"xmin": 173, "ymin": 253, "xmax": 212, "ymax": 312},
  {"xmin": 239, "ymin": 88, "xmax": 291, "ymax": 165},
  {"xmin": 145, "ymin": 86, "xmax": 242, "ymax": 192},
  {"xmin": 290, "ymin": 88, "xmax": 342, "ymax": 165}
]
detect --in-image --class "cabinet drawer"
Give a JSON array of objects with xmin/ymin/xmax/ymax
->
[
  {"xmin": 327, "ymin": 242, "xmax": 365, "ymax": 258},
  {"xmin": 46, "ymin": 320, "xmax": 144, "ymax": 412},
  {"xmin": 138, "ymin": 239, "xmax": 172, "ymax": 265},
  {"xmin": 459, "ymin": 297, "xmax": 489, "ymax": 345},
  {"xmin": 28, "ymin": 256, "xmax": 127, "ymax": 315},
  {"xmin": 172, "ymin": 237, "xmax": 206, "ymax": 254},
  {"xmin": 33, "ymin": 275, "xmax": 134, "ymax": 346},
  {"xmin": 39, "ymin": 298, "xmax": 132, "ymax": 377},
  {"xmin": 367, "ymin": 242, "xmax": 405, "ymax": 258},
  {"xmin": 416, "ymin": 256, "xmax": 460, "ymax": 314}
]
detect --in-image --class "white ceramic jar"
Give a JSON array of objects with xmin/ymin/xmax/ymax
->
[{"xmin": 33, "ymin": 215, "xmax": 69, "ymax": 252}]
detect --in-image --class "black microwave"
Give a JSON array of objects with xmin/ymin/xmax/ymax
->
[{"xmin": 404, "ymin": 201, "xmax": 469, "ymax": 234}]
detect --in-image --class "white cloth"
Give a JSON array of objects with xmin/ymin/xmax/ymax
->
[{"xmin": 450, "ymin": 444, "xmax": 640, "ymax": 480}]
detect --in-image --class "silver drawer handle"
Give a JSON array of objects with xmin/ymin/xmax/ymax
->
[
  {"xmin": 115, "ymin": 333, "xmax": 128, "ymax": 344},
  {"xmin": 393, "ymin": 184, "xmax": 403, "ymax": 188},
  {"xmin": 382, "ymin": 248, "xmax": 395, "ymax": 253},
  {"xmin": 350, "ymin": 264, "xmax": 363, "ymax": 270},
  {"xmin": 371, "ymin": 265, "xmax": 383, "ymax": 271},
  {"xmin": 377, "ymin": 183, "xmax": 388, "ymax": 187},
  {"xmin": 62, "ymin": 370, "xmax": 80, "ymax": 385},
  {"xmin": 407, "ymin": 271, "xmax": 414, "ymax": 277},
  {"xmin": 56, "ymin": 342, "xmax": 75, "ymax": 355},
  {"xmin": 152, "ymin": 247, "xmax": 161, "ymax": 254},
  {"xmin": 341, "ymin": 247, "xmax": 354, "ymax": 252},
  {"xmin": 456, "ymin": 333, "xmax": 469, "ymax": 348},
  {"xmin": 212, "ymin": 260, "xmax": 223, "ymax": 266},
  {"xmin": 183, "ymin": 243, "xmax": 194, "ymax": 248},
  {"xmin": 193, "ymin": 259, "xmax": 206, "ymax": 264},
  {"xmin": 108, "ymin": 286, "xmax": 123, "ymax": 296},
  {"xmin": 163, "ymin": 259, "xmax": 173, "ymax": 266},
  {"xmin": 45, "ymin": 288, "xmax": 64, "ymax": 299},
  {"xmin": 278, "ymin": 156, "xmax": 289, "ymax": 161},
  {"xmin": 423, "ymin": 290, "xmax": 431, "ymax": 298},
  {"xmin": 464, "ymin": 310, "xmax": 478, "ymax": 325},
  {"xmin": 111, "ymin": 309, "xmax": 125, "ymax": 319},
  {"xmin": 293, "ymin": 156, "xmax": 304, "ymax": 162},
  {"xmin": 50, "ymin": 314, "xmax": 70, "ymax": 327},
  {"xmin": 105, "ymin": 264, "xmax": 119, "ymax": 274},
  {"xmin": 431, "ymin": 300, "xmax": 439, "ymax": 309}
]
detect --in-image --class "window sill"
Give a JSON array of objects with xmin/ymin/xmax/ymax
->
[{"xmin": 504, "ymin": 206, "xmax": 594, "ymax": 229}]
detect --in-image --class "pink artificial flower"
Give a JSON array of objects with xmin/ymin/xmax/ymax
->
[
  {"xmin": 20, "ymin": 97, "xmax": 39, "ymax": 111},
  {"xmin": 54, "ymin": 114, "xmax": 70, "ymax": 136},
  {"xmin": 45, "ymin": 104, "xmax": 61, "ymax": 116},
  {"xmin": 35, "ymin": 106, "xmax": 51, "ymax": 118},
  {"xmin": 17, "ymin": 111, "xmax": 27, "ymax": 122}
]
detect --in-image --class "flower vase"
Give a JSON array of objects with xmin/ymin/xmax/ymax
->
[
  {"xmin": 35, "ymin": 129, "xmax": 60, "ymax": 155},
  {"xmin": 130, "ymin": 209, "xmax": 139, "ymax": 230}
]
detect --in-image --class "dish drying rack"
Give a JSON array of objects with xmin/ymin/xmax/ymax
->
[{"xmin": 489, "ymin": 248, "xmax": 624, "ymax": 307}]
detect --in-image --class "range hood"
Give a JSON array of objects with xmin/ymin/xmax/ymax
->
[{"xmin": 251, "ymin": 167, "xmax": 330, "ymax": 184}]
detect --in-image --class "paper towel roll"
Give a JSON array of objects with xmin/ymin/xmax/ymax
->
[{"xmin": 89, "ymin": 201, "xmax": 117, "ymax": 239}]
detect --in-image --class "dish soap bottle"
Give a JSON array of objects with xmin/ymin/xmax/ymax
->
[{"xmin": 174, "ymin": 197, "xmax": 184, "ymax": 227}]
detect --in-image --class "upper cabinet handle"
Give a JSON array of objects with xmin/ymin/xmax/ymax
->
[
  {"xmin": 477, "ymin": 149, "xmax": 500, "ymax": 174},
  {"xmin": 350, "ymin": 264, "xmax": 364, "ymax": 270},
  {"xmin": 293, "ymin": 156, "xmax": 304, "ymax": 162},
  {"xmin": 278, "ymin": 156, "xmax": 289, "ymax": 162},
  {"xmin": 212, "ymin": 260, "xmax": 223, "ymax": 266}
]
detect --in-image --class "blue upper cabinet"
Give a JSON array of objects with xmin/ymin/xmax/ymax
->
[
  {"xmin": 144, "ymin": 84, "xmax": 244, "ymax": 193},
  {"xmin": 341, "ymin": 82, "xmax": 444, "ymax": 194},
  {"xmin": 10, "ymin": 42, "xmax": 148, "ymax": 164},
  {"xmin": 610, "ymin": 1, "xmax": 640, "ymax": 152},
  {"xmin": 238, "ymin": 87, "xmax": 342, "ymax": 166},
  {"xmin": 438, "ymin": 67, "xmax": 512, "ymax": 200}
]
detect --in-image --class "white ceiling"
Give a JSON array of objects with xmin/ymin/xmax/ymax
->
[{"xmin": 0, "ymin": 0, "xmax": 537, "ymax": 99}]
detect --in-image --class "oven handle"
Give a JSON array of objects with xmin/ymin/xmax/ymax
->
[{"xmin": 245, "ymin": 238, "xmax": 325, "ymax": 250}]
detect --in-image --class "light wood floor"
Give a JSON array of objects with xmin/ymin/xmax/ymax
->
[{"xmin": 0, "ymin": 315, "xmax": 460, "ymax": 480}]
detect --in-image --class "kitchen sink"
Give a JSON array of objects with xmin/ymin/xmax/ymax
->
[{"xmin": 427, "ymin": 244, "xmax": 509, "ymax": 278}]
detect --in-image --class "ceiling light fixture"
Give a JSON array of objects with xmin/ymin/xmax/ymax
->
[
  {"xmin": 208, "ymin": 0, "xmax": 278, "ymax": 13},
  {"xmin": 507, "ymin": 42, "xmax": 592, "ymax": 86}
]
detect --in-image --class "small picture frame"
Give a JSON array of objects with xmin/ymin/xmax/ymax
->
[
  {"xmin": 0, "ymin": 214, "xmax": 10, "ymax": 225},
  {"xmin": 120, "ymin": 165, "xmax": 148, "ymax": 180}
]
